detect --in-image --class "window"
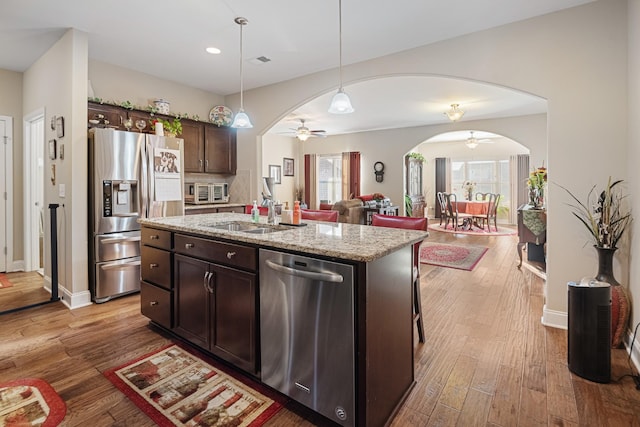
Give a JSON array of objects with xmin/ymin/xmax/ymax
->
[
  {"xmin": 451, "ymin": 160, "xmax": 510, "ymax": 208},
  {"xmin": 318, "ymin": 154, "xmax": 342, "ymax": 204}
]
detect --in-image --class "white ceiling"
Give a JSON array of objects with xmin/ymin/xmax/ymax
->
[{"xmin": 1, "ymin": 0, "xmax": 592, "ymax": 136}]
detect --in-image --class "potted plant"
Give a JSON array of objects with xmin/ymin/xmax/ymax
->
[
  {"xmin": 559, "ymin": 177, "xmax": 632, "ymax": 347},
  {"xmin": 150, "ymin": 117, "xmax": 182, "ymax": 137},
  {"xmin": 527, "ymin": 166, "xmax": 547, "ymax": 208}
]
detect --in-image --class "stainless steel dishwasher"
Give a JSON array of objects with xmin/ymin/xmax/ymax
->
[{"xmin": 259, "ymin": 248, "xmax": 355, "ymax": 427}]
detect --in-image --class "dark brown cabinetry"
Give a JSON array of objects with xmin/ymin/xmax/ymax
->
[
  {"xmin": 204, "ymin": 126, "xmax": 237, "ymax": 174},
  {"xmin": 158, "ymin": 231, "xmax": 258, "ymax": 374},
  {"xmin": 140, "ymin": 228, "xmax": 173, "ymax": 329},
  {"xmin": 88, "ymin": 101, "xmax": 236, "ymax": 175},
  {"xmin": 517, "ymin": 205, "xmax": 547, "ymax": 272},
  {"xmin": 87, "ymin": 103, "xmax": 124, "ymax": 128},
  {"xmin": 185, "ymin": 205, "xmax": 245, "ymax": 215}
]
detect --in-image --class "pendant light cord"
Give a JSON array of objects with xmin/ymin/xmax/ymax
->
[
  {"xmin": 239, "ymin": 20, "xmax": 245, "ymax": 110},
  {"xmin": 338, "ymin": 0, "xmax": 343, "ymax": 90}
]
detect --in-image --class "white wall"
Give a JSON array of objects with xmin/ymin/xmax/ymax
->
[
  {"xmin": 23, "ymin": 29, "xmax": 89, "ymax": 305},
  {"xmin": 89, "ymin": 60, "xmax": 224, "ymax": 121},
  {"xmin": 628, "ymin": 0, "xmax": 640, "ymax": 348},
  {"xmin": 228, "ymin": 0, "xmax": 629, "ymax": 329},
  {"xmin": 261, "ymin": 134, "xmax": 300, "ymax": 208}
]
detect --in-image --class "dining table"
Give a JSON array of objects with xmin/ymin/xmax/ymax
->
[{"xmin": 452, "ymin": 200, "xmax": 490, "ymax": 215}]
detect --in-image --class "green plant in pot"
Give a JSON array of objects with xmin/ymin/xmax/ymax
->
[
  {"xmin": 559, "ymin": 177, "xmax": 632, "ymax": 347},
  {"xmin": 150, "ymin": 117, "xmax": 182, "ymax": 137}
]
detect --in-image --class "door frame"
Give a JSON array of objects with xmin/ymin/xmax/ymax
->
[
  {"xmin": 0, "ymin": 116, "xmax": 13, "ymax": 272},
  {"xmin": 23, "ymin": 108, "xmax": 44, "ymax": 273}
]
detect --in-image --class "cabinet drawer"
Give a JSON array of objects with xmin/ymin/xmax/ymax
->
[
  {"xmin": 142, "ymin": 227, "xmax": 172, "ymax": 249},
  {"xmin": 175, "ymin": 234, "xmax": 256, "ymax": 271},
  {"xmin": 141, "ymin": 245, "xmax": 172, "ymax": 289},
  {"xmin": 141, "ymin": 281, "xmax": 172, "ymax": 329}
]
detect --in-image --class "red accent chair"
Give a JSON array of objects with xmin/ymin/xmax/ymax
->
[
  {"xmin": 301, "ymin": 209, "xmax": 339, "ymax": 222},
  {"xmin": 244, "ymin": 205, "xmax": 269, "ymax": 216},
  {"xmin": 371, "ymin": 214, "xmax": 427, "ymax": 343}
]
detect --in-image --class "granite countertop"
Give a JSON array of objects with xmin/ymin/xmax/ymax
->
[{"xmin": 139, "ymin": 213, "xmax": 428, "ymax": 262}]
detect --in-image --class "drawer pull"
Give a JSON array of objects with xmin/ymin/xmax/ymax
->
[
  {"xmin": 227, "ymin": 251, "xmax": 236, "ymax": 259},
  {"xmin": 150, "ymin": 235, "xmax": 159, "ymax": 240},
  {"xmin": 185, "ymin": 243, "xmax": 195, "ymax": 249},
  {"xmin": 149, "ymin": 263, "xmax": 159, "ymax": 268},
  {"xmin": 150, "ymin": 301, "xmax": 158, "ymax": 306}
]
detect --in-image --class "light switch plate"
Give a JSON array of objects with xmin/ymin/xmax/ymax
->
[{"xmin": 59, "ymin": 183, "xmax": 65, "ymax": 198}]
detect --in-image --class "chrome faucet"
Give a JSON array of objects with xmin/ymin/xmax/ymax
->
[{"xmin": 266, "ymin": 199, "xmax": 276, "ymax": 225}]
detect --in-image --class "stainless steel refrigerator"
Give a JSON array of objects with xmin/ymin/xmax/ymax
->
[{"xmin": 88, "ymin": 128, "xmax": 184, "ymax": 303}]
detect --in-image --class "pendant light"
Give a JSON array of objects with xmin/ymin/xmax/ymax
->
[
  {"xmin": 328, "ymin": 0, "xmax": 354, "ymax": 114},
  {"xmin": 231, "ymin": 17, "xmax": 253, "ymax": 128}
]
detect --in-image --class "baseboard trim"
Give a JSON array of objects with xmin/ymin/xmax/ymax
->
[
  {"xmin": 43, "ymin": 276, "xmax": 93, "ymax": 309},
  {"xmin": 625, "ymin": 327, "xmax": 640, "ymax": 374},
  {"xmin": 542, "ymin": 304, "xmax": 567, "ymax": 330},
  {"xmin": 9, "ymin": 260, "xmax": 25, "ymax": 272}
]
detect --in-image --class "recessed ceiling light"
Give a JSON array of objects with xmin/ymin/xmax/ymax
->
[{"xmin": 206, "ymin": 47, "xmax": 221, "ymax": 55}]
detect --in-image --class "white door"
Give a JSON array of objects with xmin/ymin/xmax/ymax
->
[
  {"xmin": 24, "ymin": 111, "xmax": 44, "ymax": 273},
  {"xmin": 0, "ymin": 118, "xmax": 7, "ymax": 272}
]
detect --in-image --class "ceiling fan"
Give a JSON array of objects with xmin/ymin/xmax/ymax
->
[
  {"xmin": 289, "ymin": 119, "xmax": 327, "ymax": 141},
  {"xmin": 465, "ymin": 131, "xmax": 494, "ymax": 149}
]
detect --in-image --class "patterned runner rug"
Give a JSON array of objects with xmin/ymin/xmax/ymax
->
[
  {"xmin": 104, "ymin": 344, "xmax": 285, "ymax": 427},
  {"xmin": 420, "ymin": 242, "xmax": 488, "ymax": 271},
  {"xmin": 0, "ymin": 378, "xmax": 67, "ymax": 426}
]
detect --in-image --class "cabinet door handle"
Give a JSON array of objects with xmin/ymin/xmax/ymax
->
[
  {"xmin": 199, "ymin": 159, "xmax": 203, "ymax": 168},
  {"xmin": 185, "ymin": 243, "xmax": 195, "ymax": 249},
  {"xmin": 149, "ymin": 263, "xmax": 159, "ymax": 268},
  {"xmin": 150, "ymin": 235, "xmax": 160, "ymax": 240},
  {"xmin": 202, "ymin": 271, "xmax": 214, "ymax": 293},
  {"xmin": 150, "ymin": 301, "xmax": 159, "ymax": 306},
  {"xmin": 226, "ymin": 251, "xmax": 236, "ymax": 259},
  {"xmin": 205, "ymin": 159, "xmax": 209, "ymax": 169}
]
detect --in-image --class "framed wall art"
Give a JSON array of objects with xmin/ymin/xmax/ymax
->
[
  {"xmin": 269, "ymin": 164, "xmax": 282, "ymax": 184},
  {"xmin": 283, "ymin": 158, "xmax": 294, "ymax": 176}
]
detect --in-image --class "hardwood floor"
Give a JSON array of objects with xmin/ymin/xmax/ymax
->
[{"xmin": 1, "ymin": 230, "xmax": 639, "ymax": 426}]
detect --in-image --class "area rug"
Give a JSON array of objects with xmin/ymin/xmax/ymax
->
[
  {"xmin": 0, "ymin": 378, "xmax": 67, "ymax": 426},
  {"xmin": 0, "ymin": 274, "xmax": 14, "ymax": 288},
  {"xmin": 428, "ymin": 223, "xmax": 516, "ymax": 236},
  {"xmin": 104, "ymin": 344, "xmax": 284, "ymax": 427},
  {"xmin": 420, "ymin": 242, "xmax": 488, "ymax": 271}
]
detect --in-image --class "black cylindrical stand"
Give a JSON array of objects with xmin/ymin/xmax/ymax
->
[
  {"xmin": 48, "ymin": 204, "xmax": 60, "ymax": 301},
  {"xmin": 567, "ymin": 281, "xmax": 611, "ymax": 383}
]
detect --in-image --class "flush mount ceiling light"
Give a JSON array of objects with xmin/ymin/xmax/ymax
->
[
  {"xmin": 205, "ymin": 47, "xmax": 221, "ymax": 54},
  {"xmin": 328, "ymin": 0, "xmax": 354, "ymax": 114},
  {"xmin": 445, "ymin": 103, "xmax": 465, "ymax": 122},
  {"xmin": 231, "ymin": 17, "xmax": 253, "ymax": 129}
]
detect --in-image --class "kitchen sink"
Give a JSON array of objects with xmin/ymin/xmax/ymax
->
[{"xmin": 204, "ymin": 221, "xmax": 289, "ymax": 234}]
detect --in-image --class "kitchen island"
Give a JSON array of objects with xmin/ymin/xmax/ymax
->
[{"xmin": 138, "ymin": 213, "xmax": 428, "ymax": 427}]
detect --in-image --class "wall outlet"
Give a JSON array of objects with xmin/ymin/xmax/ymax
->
[{"xmin": 59, "ymin": 184, "xmax": 65, "ymax": 198}]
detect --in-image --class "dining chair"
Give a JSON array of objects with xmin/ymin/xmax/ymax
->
[
  {"xmin": 473, "ymin": 193, "xmax": 500, "ymax": 231},
  {"xmin": 300, "ymin": 209, "xmax": 339, "ymax": 222},
  {"xmin": 436, "ymin": 191, "xmax": 449, "ymax": 226},
  {"xmin": 371, "ymin": 213, "xmax": 427, "ymax": 343},
  {"xmin": 443, "ymin": 193, "xmax": 473, "ymax": 231},
  {"xmin": 475, "ymin": 192, "xmax": 491, "ymax": 201}
]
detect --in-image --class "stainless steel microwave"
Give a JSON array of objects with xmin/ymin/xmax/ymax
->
[{"xmin": 185, "ymin": 182, "xmax": 229, "ymax": 204}]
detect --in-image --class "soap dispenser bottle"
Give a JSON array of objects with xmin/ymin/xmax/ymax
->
[
  {"xmin": 251, "ymin": 201, "xmax": 259, "ymax": 223},
  {"xmin": 292, "ymin": 200, "xmax": 301, "ymax": 225}
]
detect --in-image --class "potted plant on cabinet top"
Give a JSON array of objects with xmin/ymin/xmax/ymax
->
[
  {"xmin": 560, "ymin": 177, "xmax": 632, "ymax": 347},
  {"xmin": 150, "ymin": 117, "xmax": 182, "ymax": 137}
]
